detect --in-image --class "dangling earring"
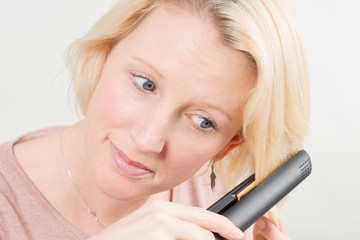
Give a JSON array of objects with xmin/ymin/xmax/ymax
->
[{"xmin": 210, "ymin": 161, "xmax": 216, "ymax": 192}]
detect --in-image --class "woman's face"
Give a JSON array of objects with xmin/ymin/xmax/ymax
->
[{"xmin": 83, "ymin": 4, "xmax": 255, "ymax": 200}]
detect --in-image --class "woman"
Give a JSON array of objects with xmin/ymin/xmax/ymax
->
[{"xmin": 0, "ymin": 0, "xmax": 309, "ymax": 239}]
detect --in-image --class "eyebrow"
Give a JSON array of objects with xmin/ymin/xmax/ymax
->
[
  {"xmin": 130, "ymin": 56, "xmax": 164, "ymax": 79},
  {"xmin": 130, "ymin": 56, "xmax": 233, "ymax": 122},
  {"xmin": 201, "ymin": 103, "xmax": 233, "ymax": 121}
]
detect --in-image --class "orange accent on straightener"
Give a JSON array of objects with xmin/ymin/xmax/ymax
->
[{"xmin": 236, "ymin": 181, "xmax": 258, "ymax": 200}]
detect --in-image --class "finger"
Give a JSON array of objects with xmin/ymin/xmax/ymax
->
[
  {"xmin": 253, "ymin": 217, "xmax": 290, "ymax": 240},
  {"xmin": 153, "ymin": 214, "xmax": 215, "ymax": 240},
  {"xmin": 278, "ymin": 219, "xmax": 290, "ymax": 238},
  {"xmin": 253, "ymin": 233, "xmax": 266, "ymax": 240},
  {"xmin": 147, "ymin": 199, "xmax": 244, "ymax": 240},
  {"xmin": 104, "ymin": 209, "xmax": 215, "ymax": 240}
]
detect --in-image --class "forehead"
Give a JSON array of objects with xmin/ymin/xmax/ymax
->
[{"xmin": 111, "ymin": 3, "xmax": 255, "ymax": 118}]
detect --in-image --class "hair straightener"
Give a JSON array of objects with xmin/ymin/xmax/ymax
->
[{"xmin": 207, "ymin": 150, "xmax": 312, "ymax": 240}]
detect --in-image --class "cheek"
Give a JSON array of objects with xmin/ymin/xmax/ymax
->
[
  {"xmin": 88, "ymin": 76, "xmax": 135, "ymax": 128},
  {"xmin": 83, "ymin": 76, "xmax": 137, "ymax": 167},
  {"xmin": 166, "ymin": 136, "xmax": 228, "ymax": 178}
]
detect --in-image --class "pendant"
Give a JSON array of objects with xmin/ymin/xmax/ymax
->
[
  {"xmin": 88, "ymin": 207, "xmax": 99, "ymax": 221},
  {"xmin": 210, "ymin": 163, "xmax": 216, "ymax": 192}
]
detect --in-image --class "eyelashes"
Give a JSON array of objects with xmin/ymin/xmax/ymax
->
[
  {"xmin": 190, "ymin": 115, "xmax": 217, "ymax": 130},
  {"xmin": 186, "ymin": 114, "xmax": 218, "ymax": 135},
  {"xmin": 130, "ymin": 72, "xmax": 157, "ymax": 92}
]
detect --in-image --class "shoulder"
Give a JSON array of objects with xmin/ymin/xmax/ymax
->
[
  {"xmin": 0, "ymin": 141, "xmax": 19, "ymax": 195},
  {"xmin": 0, "ymin": 141, "xmax": 29, "ymax": 239},
  {"xmin": 0, "ymin": 125, "xmax": 65, "ymax": 202},
  {"xmin": 0, "ymin": 141, "xmax": 14, "ymax": 165},
  {"xmin": 0, "ymin": 126, "xmax": 87, "ymax": 240},
  {"xmin": 0, "ymin": 141, "xmax": 13, "ymax": 165},
  {"xmin": 0, "ymin": 125, "xmax": 64, "ymax": 186}
]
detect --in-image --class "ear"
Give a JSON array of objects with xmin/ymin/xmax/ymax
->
[{"xmin": 213, "ymin": 133, "xmax": 244, "ymax": 161}]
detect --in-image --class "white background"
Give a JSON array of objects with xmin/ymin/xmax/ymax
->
[{"xmin": 0, "ymin": 0, "xmax": 359, "ymax": 239}]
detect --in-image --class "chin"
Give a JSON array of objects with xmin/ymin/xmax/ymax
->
[{"xmin": 92, "ymin": 166, "xmax": 156, "ymax": 201}]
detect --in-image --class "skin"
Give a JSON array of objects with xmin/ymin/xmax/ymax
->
[
  {"xmin": 14, "ymin": 3, "xmax": 290, "ymax": 240},
  {"xmin": 253, "ymin": 217, "xmax": 291, "ymax": 240}
]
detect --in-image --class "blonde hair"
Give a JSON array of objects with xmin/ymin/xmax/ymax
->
[{"xmin": 67, "ymin": 0, "xmax": 309, "ymax": 224}]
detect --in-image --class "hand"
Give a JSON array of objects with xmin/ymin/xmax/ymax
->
[
  {"xmin": 253, "ymin": 217, "xmax": 290, "ymax": 240},
  {"xmin": 88, "ymin": 199, "xmax": 244, "ymax": 240}
]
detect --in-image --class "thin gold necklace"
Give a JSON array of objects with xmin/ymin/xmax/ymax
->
[{"xmin": 59, "ymin": 129, "xmax": 104, "ymax": 228}]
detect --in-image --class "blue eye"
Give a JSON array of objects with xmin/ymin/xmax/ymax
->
[
  {"xmin": 192, "ymin": 115, "xmax": 215, "ymax": 129},
  {"xmin": 142, "ymin": 79, "xmax": 156, "ymax": 91},
  {"xmin": 133, "ymin": 75, "xmax": 156, "ymax": 91},
  {"xmin": 200, "ymin": 120, "xmax": 213, "ymax": 128}
]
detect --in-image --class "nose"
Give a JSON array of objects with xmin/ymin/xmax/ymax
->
[{"xmin": 130, "ymin": 112, "xmax": 169, "ymax": 154}]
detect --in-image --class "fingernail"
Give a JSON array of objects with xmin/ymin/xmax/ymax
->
[
  {"xmin": 232, "ymin": 228, "xmax": 244, "ymax": 239},
  {"xmin": 207, "ymin": 231, "xmax": 215, "ymax": 240},
  {"xmin": 257, "ymin": 218, "xmax": 267, "ymax": 230}
]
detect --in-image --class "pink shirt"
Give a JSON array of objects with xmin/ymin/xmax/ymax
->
[{"xmin": 0, "ymin": 127, "xmax": 251, "ymax": 239}]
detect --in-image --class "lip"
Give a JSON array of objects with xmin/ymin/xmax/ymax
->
[{"xmin": 109, "ymin": 140, "xmax": 153, "ymax": 178}]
